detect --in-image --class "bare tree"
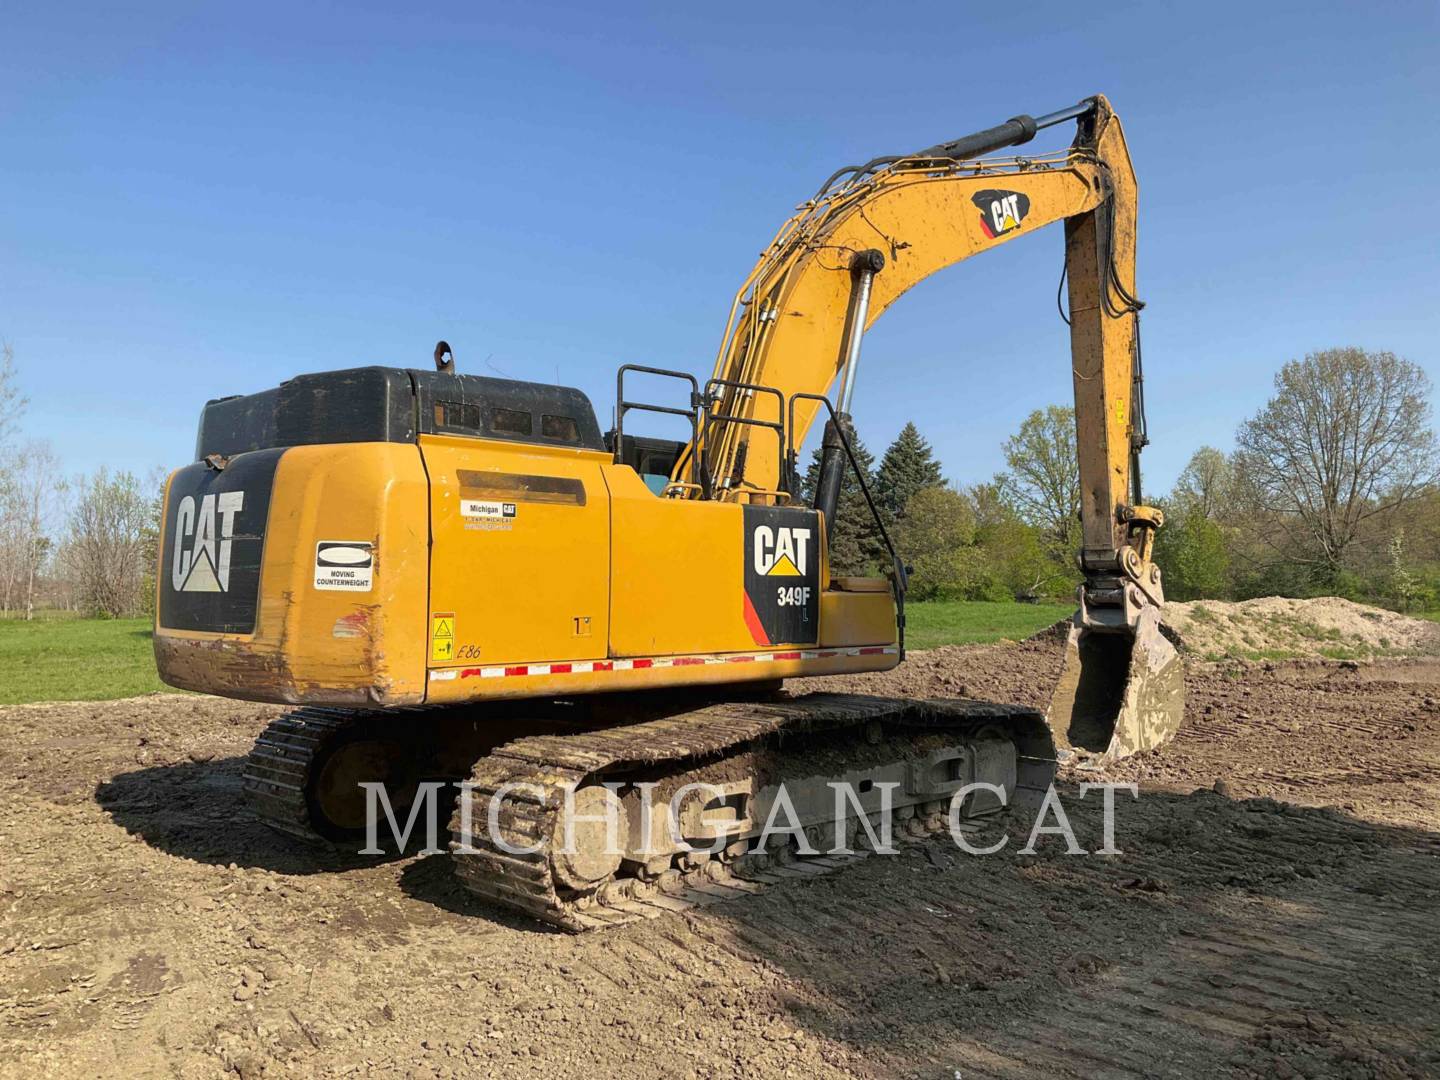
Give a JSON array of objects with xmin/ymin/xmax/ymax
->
[
  {"xmin": 1233, "ymin": 348, "xmax": 1438, "ymax": 581},
  {"xmin": 0, "ymin": 342, "xmax": 26, "ymax": 451},
  {"xmin": 0, "ymin": 441, "xmax": 64, "ymax": 617},
  {"xmin": 65, "ymin": 468, "xmax": 157, "ymax": 618},
  {"xmin": 996, "ymin": 404, "xmax": 1080, "ymax": 548}
]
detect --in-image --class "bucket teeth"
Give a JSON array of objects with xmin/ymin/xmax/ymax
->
[{"xmin": 1046, "ymin": 605, "xmax": 1185, "ymax": 760}]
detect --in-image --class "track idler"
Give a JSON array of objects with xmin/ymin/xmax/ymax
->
[{"xmin": 1046, "ymin": 603, "xmax": 1184, "ymax": 760}]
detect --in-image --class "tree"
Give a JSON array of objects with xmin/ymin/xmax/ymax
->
[
  {"xmin": 0, "ymin": 342, "xmax": 26, "ymax": 451},
  {"xmin": 969, "ymin": 481, "xmax": 1076, "ymax": 600},
  {"xmin": 0, "ymin": 441, "xmax": 64, "ymax": 618},
  {"xmin": 1233, "ymin": 348, "xmax": 1438, "ymax": 584},
  {"xmin": 1172, "ymin": 446, "xmax": 1233, "ymax": 521},
  {"xmin": 1152, "ymin": 506, "xmax": 1229, "ymax": 601},
  {"xmin": 892, "ymin": 485, "xmax": 975, "ymax": 600},
  {"xmin": 801, "ymin": 432, "xmax": 888, "ymax": 577},
  {"xmin": 875, "ymin": 422, "xmax": 944, "ymax": 519},
  {"xmin": 995, "ymin": 405, "xmax": 1080, "ymax": 550},
  {"xmin": 64, "ymin": 468, "xmax": 158, "ymax": 618}
]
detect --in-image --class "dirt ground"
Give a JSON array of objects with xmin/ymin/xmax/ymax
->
[{"xmin": 3, "ymin": 637, "xmax": 1439, "ymax": 1078}]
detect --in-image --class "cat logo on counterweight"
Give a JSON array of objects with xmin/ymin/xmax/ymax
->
[{"xmin": 172, "ymin": 492, "xmax": 245, "ymax": 592}]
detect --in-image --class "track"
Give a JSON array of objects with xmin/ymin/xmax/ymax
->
[{"xmin": 450, "ymin": 694, "xmax": 1055, "ymax": 930}]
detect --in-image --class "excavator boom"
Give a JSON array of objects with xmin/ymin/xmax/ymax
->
[{"xmin": 678, "ymin": 94, "xmax": 1183, "ymax": 759}]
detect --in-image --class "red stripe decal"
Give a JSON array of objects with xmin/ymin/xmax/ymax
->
[
  {"xmin": 633, "ymin": 658, "xmax": 654, "ymax": 669},
  {"xmin": 673, "ymin": 656, "xmax": 705, "ymax": 666},
  {"xmin": 460, "ymin": 668, "xmax": 482, "ymax": 678},
  {"xmin": 504, "ymin": 665, "xmax": 528, "ymax": 676},
  {"xmin": 549, "ymin": 663, "xmax": 572, "ymax": 674},
  {"xmin": 593, "ymin": 661, "xmax": 613, "ymax": 671},
  {"xmin": 742, "ymin": 593, "xmax": 772, "ymax": 647},
  {"xmin": 858, "ymin": 647, "xmax": 885, "ymax": 655},
  {"xmin": 774, "ymin": 651, "xmax": 801, "ymax": 660},
  {"xmin": 728, "ymin": 655, "xmax": 756, "ymax": 663}
]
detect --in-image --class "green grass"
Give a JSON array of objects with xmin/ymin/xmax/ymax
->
[
  {"xmin": 904, "ymin": 600, "xmax": 1071, "ymax": 651},
  {"xmin": 0, "ymin": 617, "xmax": 169, "ymax": 705},
  {"xmin": 0, "ymin": 602, "xmax": 1070, "ymax": 706}
]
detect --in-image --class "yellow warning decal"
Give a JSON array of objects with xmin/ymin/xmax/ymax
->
[{"xmin": 431, "ymin": 612, "xmax": 455, "ymax": 662}]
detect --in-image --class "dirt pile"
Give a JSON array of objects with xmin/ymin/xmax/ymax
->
[{"xmin": 1163, "ymin": 595, "xmax": 1440, "ymax": 661}]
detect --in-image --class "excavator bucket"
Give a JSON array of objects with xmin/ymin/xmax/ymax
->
[{"xmin": 1046, "ymin": 605, "xmax": 1184, "ymax": 760}]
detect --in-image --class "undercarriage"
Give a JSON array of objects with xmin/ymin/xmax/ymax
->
[{"xmin": 242, "ymin": 691, "xmax": 1056, "ymax": 930}]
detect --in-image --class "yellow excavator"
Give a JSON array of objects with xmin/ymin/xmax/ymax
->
[{"xmin": 154, "ymin": 94, "xmax": 1182, "ymax": 930}]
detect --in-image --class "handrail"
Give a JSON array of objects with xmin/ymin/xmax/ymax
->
[
  {"xmin": 615, "ymin": 364, "xmax": 707, "ymax": 498},
  {"xmin": 787, "ymin": 391, "xmax": 908, "ymax": 656},
  {"xmin": 703, "ymin": 379, "xmax": 788, "ymax": 497}
]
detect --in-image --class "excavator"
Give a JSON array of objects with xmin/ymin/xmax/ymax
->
[{"xmin": 154, "ymin": 94, "xmax": 1183, "ymax": 930}]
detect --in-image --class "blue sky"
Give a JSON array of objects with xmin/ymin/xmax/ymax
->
[{"xmin": 3, "ymin": 1, "xmax": 1437, "ymax": 494}]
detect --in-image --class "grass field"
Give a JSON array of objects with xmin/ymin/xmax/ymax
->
[
  {"xmin": 902, "ymin": 599, "xmax": 1070, "ymax": 650},
  {"xmin": 0, "ymin": 601, "xmax": 1073, "ymax": 707},
  {"xmin": 0, "ymin": 616, "xmax": 168, "ymax": 705}
]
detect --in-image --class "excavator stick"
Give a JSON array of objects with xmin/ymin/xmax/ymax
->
[{"xmin": 1046, "ymin": 604, "xmax": 1184, "ymax": 761}]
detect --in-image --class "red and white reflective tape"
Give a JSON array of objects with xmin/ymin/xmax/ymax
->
[{"xmin": 428, "ymin": 645, "xmax": 897, "ymax": 682}]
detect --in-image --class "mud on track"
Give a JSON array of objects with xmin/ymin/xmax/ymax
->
[{"xmin": 2, "ymin": 638, "xmax": 1438, "ymax": 1078}]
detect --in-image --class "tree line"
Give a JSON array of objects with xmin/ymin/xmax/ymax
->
[
  {"xmin": 0, "ymin": 344, "xmax": 160, "ymax": 618},
  {"xmin": 2, "ymin": 344, "xmax": 1435, "ymax": 619},
  {"xmin": 811, "ymin": 347, "xmax": 1440, "ymax": 611}
]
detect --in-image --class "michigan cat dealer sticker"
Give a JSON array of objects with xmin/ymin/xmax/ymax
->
[
  {"xmin": 461, "ymin": 499, "xmax": 517, "ymax": 532},
  {"xmin": 314, "ymin": 541, "xmax": 374, "ymax": 591},
  {"xmin": 461, "ymin": 499, "xmax": 517, "ymax": 520}
]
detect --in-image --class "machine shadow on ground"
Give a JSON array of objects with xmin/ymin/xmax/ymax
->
[
  {"xmin": 691, "ymin": 784, "xmax": 1440, "ymax": 1077},
  {"xmin": 95, "ymin": 755, "xmax": 407, "ymax": 875}
]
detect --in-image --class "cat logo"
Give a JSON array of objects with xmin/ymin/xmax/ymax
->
[
  {"xmin": 971, "ymin": 188, "xmax": 1031, "ymax": 239},
  {"xmin": 753, "ymin": 524, "xmax": 811, "ymax": 577},
  {"xmin": 171, "ymin": 492, "xmax": 245, "ymax": 592},
  {"xmin": 743, "ymin": 508, "xmax": 820, "ymax": 646}
]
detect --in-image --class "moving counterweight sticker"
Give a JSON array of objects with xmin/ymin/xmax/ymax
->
[
  {"xmin": 314, "ymin": 541, "xmax": 373, "ymax": 591},
  {"xmin": 431, "ymin": 613, "xmax": 455, "ymax": 662}
]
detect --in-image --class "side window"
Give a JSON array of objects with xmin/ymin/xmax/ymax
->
[
  {"xmin": 434, "ymin": 400, "xmax": 481, "ymax": 431},
  {"xmin": 490, "ymin": 407, "xmax": 532, "ymax": 436},
  {"xmin": 541, "ymin": 414, "xmax": 580, "ymax": 444}
]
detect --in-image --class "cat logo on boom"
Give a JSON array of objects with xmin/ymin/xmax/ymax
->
[
  {"xmin": 971, "ymin": 188, "xmax": 1031, "ymax": 239},
  {"xmin": 171, "ymin": 492, "xmax": 245, "ymax": 592}
]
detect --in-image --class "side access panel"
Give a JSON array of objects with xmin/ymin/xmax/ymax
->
[
  {"xmin": 420, "ymin": 434, "xmax": 611, "ymax": 669},
  {"xmin": 606, "ymin": 466, "xmax": 823, "ymax": 656}
]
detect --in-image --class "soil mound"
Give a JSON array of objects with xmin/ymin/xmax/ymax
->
[{"xmin": 1163, "ymin": 595, "xmax": 1440, "ymax": 661}]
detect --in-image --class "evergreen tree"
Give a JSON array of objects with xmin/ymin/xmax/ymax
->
[
  {"xmin": 801, "ymin": 432, "xmax": 887, "ymax": 577},
  {"xmin": 875, "ymin": 421, "xmax": 944, "ymax": 519}
]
